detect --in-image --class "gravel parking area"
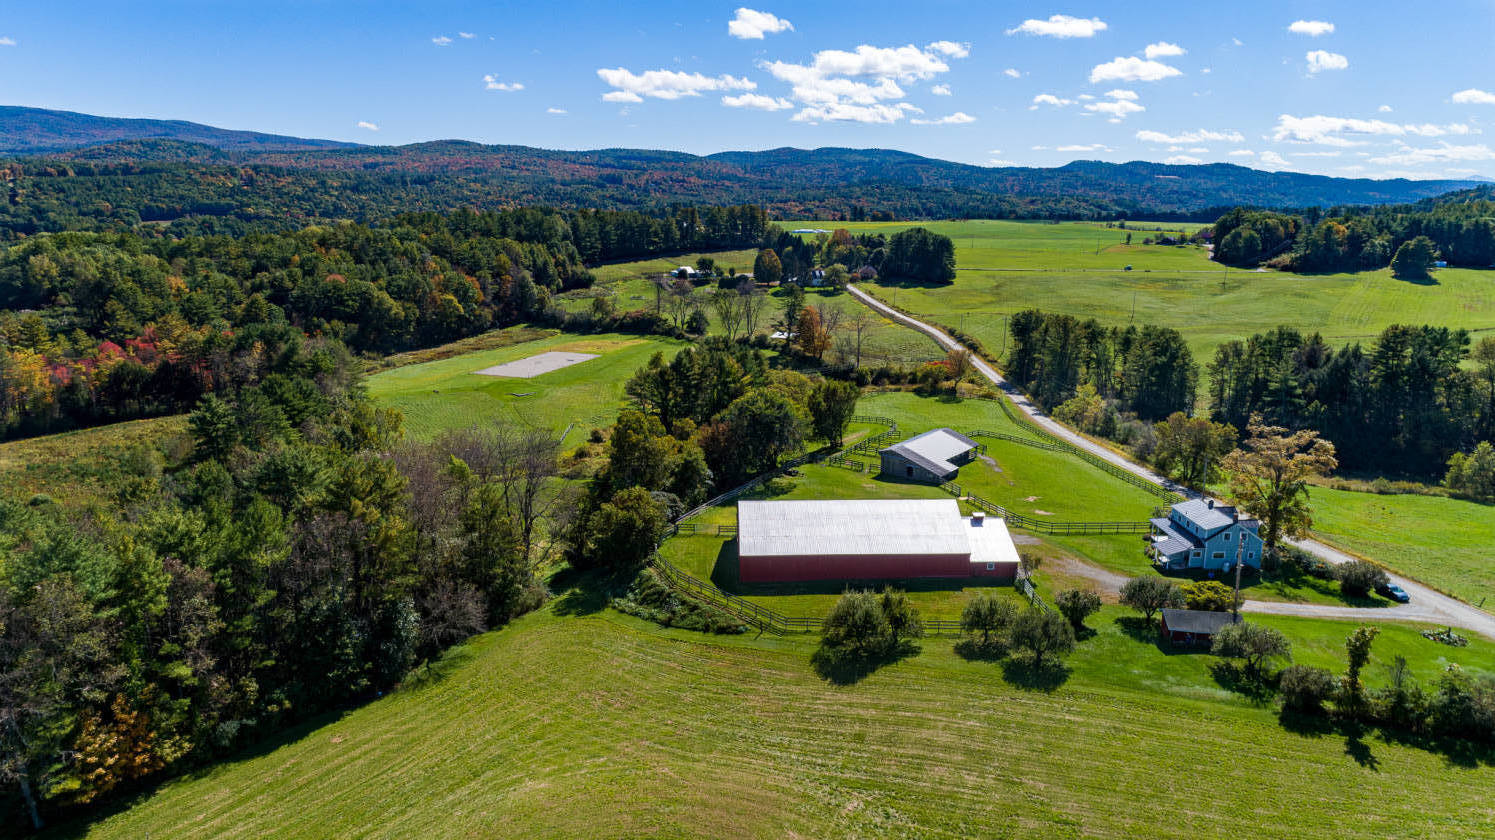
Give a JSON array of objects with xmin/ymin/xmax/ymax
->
[{"xmin": 474, "ymin": 351, "xmax": 598, "ymax": 378}]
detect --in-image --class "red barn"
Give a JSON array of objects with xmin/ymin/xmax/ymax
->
[{"xmin": 736, "ymin": 499, "xmax": 1019, "ymax": 584}]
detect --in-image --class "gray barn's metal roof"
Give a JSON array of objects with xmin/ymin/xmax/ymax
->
[
  {"xmin": 1161, "ymin": 608, "xmax": 1241, "ymax": 635},
  {"xmin": 880, "ymin": 428, "xmax": 978, "ymax": 475},
  {"xmin": 738, "ymin": 499, "xmax": 968, "ymax": 558}
]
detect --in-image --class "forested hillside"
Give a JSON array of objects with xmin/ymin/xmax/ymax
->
[
  {"xmin": 0, "ymin": 107, "xmax": 1479, "ymax": 234},
  {"xmin": 0, "ymin": 204, "xmax": 770, "ymax": 439}
]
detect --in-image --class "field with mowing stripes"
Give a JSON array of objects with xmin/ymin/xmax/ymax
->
[
  {"xmin": 67, "ymin": 605, "xmax": 1495, "ymax": 840},
  {"xmin": 791, "ymin": 219, "xmax": 1495, "ymax": 378},
  {"xmin": 366, "ymin": 330, "xmax": 688, "ymax": 441}
]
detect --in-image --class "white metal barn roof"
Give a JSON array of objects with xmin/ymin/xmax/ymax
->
[
  {"xmin": 737, "ymin": 499, "xmax": 968, "ymax": 558},
  {"xmin": 881, "ymin": 428, "xmax": 979, "ymax": 475}
]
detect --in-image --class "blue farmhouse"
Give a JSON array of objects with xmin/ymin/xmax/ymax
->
[{"xmin": 1149, "ymin": 499, "xmax": 1263, "ymax": 572}]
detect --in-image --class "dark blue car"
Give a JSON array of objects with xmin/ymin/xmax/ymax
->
[{"xmin": 1378, "ymin": 582, "xmax": 1410, "ymax": 603}]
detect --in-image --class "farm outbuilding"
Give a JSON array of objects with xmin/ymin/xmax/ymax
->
[
  {"xmin": 879, "ymin": 428, "xmax": 980, "ymax": 483},
  {"xmin": 1159, "ymin": 608, "xmax": 1240, "ymax": 645},
  {"xmin": 736, "ymin": 499, "xmax": 1019, "ymax": 584}
]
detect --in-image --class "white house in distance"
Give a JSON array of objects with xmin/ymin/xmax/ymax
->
[{"xmin": 1149, "ymin": 499, "xmax": 1263, "ymax": 572}]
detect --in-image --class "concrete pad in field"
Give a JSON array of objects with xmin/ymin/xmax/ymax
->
[{"xmin": 473, "ymin": 351, "xmax": 599, "ymax": 378}]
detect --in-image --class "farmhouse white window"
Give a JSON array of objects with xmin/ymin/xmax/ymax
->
[{"xmin": 986, "ymin": 563, "xmax": 996, "ymax": 571}]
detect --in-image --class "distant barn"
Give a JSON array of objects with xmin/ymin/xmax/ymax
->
[
  {"xmin": 736, "ymin": 498, "xmax": 1018, "ymax": 584},
  {"xmin": 879, "ymin": 428, "xmax": 980, "ymax": 483}
]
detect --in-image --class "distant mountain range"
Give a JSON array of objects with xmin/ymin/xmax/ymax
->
[{"xmin": 0, "ymin": 106, "xmax": 1482, "ymax": 225}]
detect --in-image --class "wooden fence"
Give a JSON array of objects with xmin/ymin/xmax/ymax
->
[{"xmin": 939, "ymin": 481, "xmax": 1153, "ymax": 536}]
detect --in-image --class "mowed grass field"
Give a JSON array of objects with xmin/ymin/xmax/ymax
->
[
  {"xmin": 366, "ymin": 329, "xmax": 687, "ymax": 441},
  {"xmin": 1308, "ymin": 486, "xmax": 1495, "ymax": 605},
  {"xmin": 68, "ymin": 604, "xmax": 1495, "ymax": 840},
  {"xmin": 792, "ymin": 219, "xmax": 1495, "ymax": 375}
]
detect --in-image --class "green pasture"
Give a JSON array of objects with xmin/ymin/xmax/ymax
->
[
  {"xmin": 1309, "ymin": 486, "xmax": 1495, "ymax": 605},
  {"xmin": 68, "ymin": 602, "xmax": 1495, "ymax": 840},
  {"xmin": 793, "ymin": 219, "xmax": 1495, "ymax": 380},
  {"xmin": 366, "ymin": 329, "xmax": 687, "ymax": 441}
]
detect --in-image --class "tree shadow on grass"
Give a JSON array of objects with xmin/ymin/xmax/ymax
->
[
  {"xmin": 1000, "ymin": 655, "xmax": 1071, "ymax": 692},
  {"xmin": 953, "ymin": 638, "xmax": 1009, "ymax": 662},
  {"xmin": 1209, "ymin": 660, "xmax": 1277, "ymax": 704},
  {"xmin": 812, "ymin": 640, "xmax": 921, "ymax": 686},
  {"xmin": 1342, "ymin": 722, "xmax": 1382, "ymax": 771},
  {"xmin": 548, "ymin": 566, "xmax": 623, "ymax": 617},
  {"xmin": 397, "ymin": 643, "xmax": 479, "ymax": 693}
]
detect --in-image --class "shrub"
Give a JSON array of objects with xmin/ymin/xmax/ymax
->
[
  {"xmin": 960, "ymin": 592, "xmax": 1018, "ymax": 647},
  {"xmin": 1054, "ymin": 588, "xmax": 1102, "ymax": 631},
  {"xmin": 822, "ymin": 591, "xmax": 891, "ymax": 656},
  {"xmin": 610, "ymin": 569, "xmax": 747, "ymax": 634},
  {"xmin": 1279, "ymin": 664, "xmax": 1335, "ymax": 713},
  {"xmin": 1180, "ymin": 580, "xmax": 1239, "ymax": 612},
  {"xmin": 879, "ymin": 587, "xmax": 923, "ymax": 647},
  {"xmin": 1429, "ymin": 665, "xmax": 1495, "ymax": 742},
  {"xmin": 1336, "ymin": 560, "xmax": 1389, "ymax": 598},
  {"xmin": 1120, "ymin": 576, "xmax": 1183, "ymax": 624},
  {"xmin": 1009, "ymin": 607, "xmax": 1075, "ymax": 669}
]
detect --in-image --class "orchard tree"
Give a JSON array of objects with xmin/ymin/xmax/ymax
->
[
  {"xmin": 1120, "ymin": 576, "xmax": 1184, "ymax": 625},
  {"xmin": 1010, "ymin": 607, "xmax": 1075, "ymax": 669},
  {"xmin": 879, "ymin": 587, "xmax": 923, "ymax": 648},
  {"xmin": 1211, "ymin": 621, "xmax": 1290, "ymax": 680},
  {"xmin": 1221, "ymin": 414, "xmax": 1338, "ymax": 552},
  {"xmin": 821, "ymin": 591, "xmax": 890, "ymax": 656},
  {"xmin": 961, "ymin": 592, "xmax": 1017, "ymax": 647},
  {"xmin": 1054, "ymin": 588, "xmax": 1102, "ymax": 631}
]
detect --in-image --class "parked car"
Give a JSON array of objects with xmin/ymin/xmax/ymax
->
[{"xmin": 1377, "ymin": 582, "xmax": 1410, "ymax": 603}]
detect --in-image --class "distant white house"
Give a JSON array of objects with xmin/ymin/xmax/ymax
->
[
  {"xmin": 1149, "ymin": 499, "xmax": 1263, "ymax": 572},
  {"xmin": 672, "ymin": 266, "xmax": 700, "ymax": 279}
]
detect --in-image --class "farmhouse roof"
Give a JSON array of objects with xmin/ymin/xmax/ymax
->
[
  {"xmin": 1150, "ymin": 517, "xmax": 1201, "ymax": 554},
  {"xmin": 881, "ymin": 428, "xmax": 979, "ymax": 475},
  {"xmin": 1161, "ymin": 608, "xmax": 1240, "ymax": 635},
  {"xmin": 1171, "ymin": 499, "xmax": 1237, "ymax": 532},
  {"xmin": 738, "ymin": 499, "xmax": 968, "ymax": 558}
]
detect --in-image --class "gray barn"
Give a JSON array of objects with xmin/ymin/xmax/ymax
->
[{"xmin": 879, "ymin": 428, "xmax": 980, "ymax": 483}]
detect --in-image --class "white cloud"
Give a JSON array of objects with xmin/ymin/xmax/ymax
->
[
  {"xmin": 1305, "ymin": 50, "xmax": 1348, "ymax": 74},
  {"xmin": 1136, "ymin": 128, "xmax": 1244, "ymax": 144},
  {"xmin": 927, "ymin": 40, "xmax": 970, "ymax": 58},
  {"xmin": 764, "ymin": 63, "xmax": 906, "ymax": 105},
  {"xmin": 722, "ymin": 92, "xmax": 794, "ymax": 110},
  {"xmin": 1288, "ymin": 20, "xmax": 1335, "ymax": 37},
  {"xmin": 1378, "ymin": 104, "xmax": 1393, "ymax": 113},
  {"xmin": 988, "ymin": 158, "xmax": 1018, "ymax": 167},
  {"xmin": 459, "ymin": 32, "xmax": 475, "ymax": 39},
  {"xmin": 483, "ymin": 75, "xmax": 524, "ymax": 91},
  {"xmin": 432, "ymin": 36, "xmax": 453, "ymax": 46},
  {"xmin": 546, "ymin": 107, "xmax": 567, "ymax": 115},
  {"xmin": 785, "ymin": 44, "xmax": 951, "ymax": 81},
  {"xmin": 1085, "ymin": 100, "xmax": 1145, "ymax": 121},
  {"xmin": 1031, "ymin": 93, "xmax": 1075, "ymax": 108},
  {"xmin": 1259, "ymin": 151, "xmax": 1291, "ymax": 168},
  {"xmin": 1089, "ymin": 56, "xmax": 1182, "ymax": 83},
  {"xmin": 597, "ymin": 67, "xmax": 754, "ymax": 101},
  {"xmin": 1293, "ymin": 151, "xmax": 1342, "ymax": 158},
  {"xmin": 1003, "ymin": 68, "xmax": 1022, "ymax": 78},
  {"xmin": 911, "ymin": 111, "xmax": 976, "ymax": 125},
  {"xmin": 728, "ymin": 8, "xmax": 793, "ymax": 40},
  {"xmin": 1368, "ymin": 143, "xmax": 1495, "ymax": 167},
  {"xmin": 1227, "ymin": 149, "xmax": 1254, "ymax": 157},
  {"xmin": 1232, "ymin": 37, "xmax": 1244, "ymax": 46},
  {"xmin": 1164, "ymin": 155, "xmax": 1203, "ymax": 164},
  {"xmin": 1272, "ymin": 114, "xmax": 1476, "ymax": 146},
  {"xmin": 1105, "ymin": 89, "xmax": 1138, "ymax": 100},
  {"xmin": 790, "ymin": 102, "xmax": 920, "ymax": 124},
  {"xmin": 0, "ymin": 37, "xmax": 15, "ymax": 47},
  {"xmin": 356, "ymin": 121, "xmax": 378, "ymax": 131},
  {"xmin": 1144, "ymin": 41, "xmax": 1185, "ymax": 59},
  {"xmin": 1057, "ymin": 143, "xmax": 1112, "ymax": 152},
  {"xmin": 930, "ymin": 84, "xmax": 952, "ymax": 96},
  {"xmin": 1006, "ymin": 14, "xmax": 1107, "ymax": 38},
  {"xmin": 1201, "ymin": 67, "xmax": 1212, "ymax": 74},
  {"xmin": 1453, "ymin": 88, "xmax": 1495, "ymax": 105}
]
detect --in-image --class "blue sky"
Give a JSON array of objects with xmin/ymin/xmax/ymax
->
[{"xmin": 3, "ymin": 2, "xmax": 1495, "ymax": 179}]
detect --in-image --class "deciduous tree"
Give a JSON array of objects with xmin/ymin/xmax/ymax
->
[{"xmin": 1221, "ymin": 414, "xmax": 1338, "ymax": 552}]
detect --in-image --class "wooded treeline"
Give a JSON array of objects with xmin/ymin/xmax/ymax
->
[
  {"xmin": 1212, "ymin": 190, "xmax": 1495, "ymax": 271},
  {"xmin": 0, "ymin": 332, "xmax": 575, "ymax": 831},
  {"xmin": 1208, "ymin": 326, "xmax": 1495, "ymax": 476},
  {"xmin": 0, "ymin": 205, "xmax": 769, "ymax": 440}
]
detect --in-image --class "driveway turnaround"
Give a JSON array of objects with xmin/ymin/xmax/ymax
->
[{"xmin": 845, "ymin": 283, "xmax": 1495, "ymax": 640}]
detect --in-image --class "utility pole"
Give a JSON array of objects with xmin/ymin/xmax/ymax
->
[{"xmin": 1231, "ymin": 519, "xmax": 1245, "ymax": 622}]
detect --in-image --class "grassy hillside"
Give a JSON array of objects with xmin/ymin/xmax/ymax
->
[
  {"xmin": 800, "ymin": 219, "xmax": 1495, "ymax": 373},
  {"xmin": 0, "ymin": 415, "xmax": 186, "ymax": 511},
  {"xmin": 366, "ymin": 330, "xmax": 688, "ymax": 441},
  {"xmin": 1309, "ymin": 486, "xmax": 1495, "ymax": 605},
  {"xmin": 65, "ymin": 604, "xmax": 1495, "ymax": 840}
]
